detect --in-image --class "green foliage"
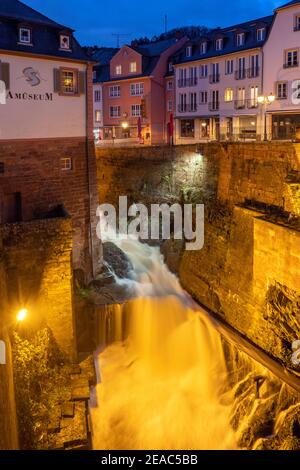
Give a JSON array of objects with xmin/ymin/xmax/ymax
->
[{"xmin": 13, "ymin": 328, "xmax": 68, "ymax": 450}]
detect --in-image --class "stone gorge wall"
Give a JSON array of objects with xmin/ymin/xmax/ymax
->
[
  {"xmin": 96, "ymin": 143, "xmax": 300, "ymax": 367},
  {"xmin": 0, "ymin": 217, "xmax": 75, "ymax": 360}
]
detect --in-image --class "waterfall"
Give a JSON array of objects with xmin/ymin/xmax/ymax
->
[{"xmin": 89, "ymin": 234, "xmax": 300, "ymax": 450}]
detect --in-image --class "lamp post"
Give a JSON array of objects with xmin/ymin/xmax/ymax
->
[{"xmin": 257, "ymin": 93, "xmax": 275, "ymax": 141}]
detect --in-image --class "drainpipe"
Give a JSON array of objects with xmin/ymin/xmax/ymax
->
[
  {"xmin": 85, "ymin": 63, "xmax": 96, "ymax": 280},
  {"xmin": 261, "ymin": 49, "xmax": 265, "ymax": 141}
]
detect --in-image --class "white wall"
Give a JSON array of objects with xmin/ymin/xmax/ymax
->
[
  {"xmin": 0, "ymin": 54, "xmax": 87, "ymax": 140},
  {"xmin": 264, "ymin": 4, "xmax": 300, "ymax": 113}
]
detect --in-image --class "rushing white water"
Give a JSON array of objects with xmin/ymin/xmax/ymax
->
[{"xmin": 90, "ymin": 235, "xmax": 238, "ymax": 450}]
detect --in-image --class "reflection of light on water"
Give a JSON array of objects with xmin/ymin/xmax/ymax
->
[{"xmin": 90, "ymin": 235, "xmax": 237, "ymax": 450}]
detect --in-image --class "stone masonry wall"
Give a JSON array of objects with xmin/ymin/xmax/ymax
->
[
  {"xmin": 0, "ymin": 251, "xmax": 19, "ymax": 450},
  {"xmin": 0, "ymin": 137, "xmax": 99, "ymax": 278},
  {"xmin": 96, "ymin": 143, "xmax": 300, "ymax": 367},
  {"xmin": 0, "ymin": 217, "xmax": 75, "ymax": 360}
]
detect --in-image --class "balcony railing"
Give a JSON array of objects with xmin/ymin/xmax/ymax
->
[
  {"xmin": 247, "ymin": 99, "xmax": 258, "ymax": 109},
  {"xmin": 178, "ymin": 77, "xmax": 198, "ymax": 88},
  {"xmin": 177, "ymin": 103, "xmax": 198, "ymax": 113},
  {"xmin": 235, "ymin": 69, "xmax": 246, "ymax": 80},
  {"xmin": 209, "ymin": 74, "xmax": 220, "ymax": 84},
  {"xmin": 234, "ymin": 99, "xmax": 258, "ymax": 109},
  {"xmin": 283, "ymin": 62, "xmax": 299, "ymax": 69},
  {"xmin": 208, "ymin": 102, "xmax": 219, "ymax": 111},
  {"xmin": 234, "ymin": 100, "xmax": 246, "ymax": 109},
  {"xmin": 247, "ymin": 67, "xmax": 260, "ymax": 78}
]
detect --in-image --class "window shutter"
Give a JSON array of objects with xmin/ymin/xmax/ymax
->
[
  {"xmin": 53, "ymin": 68, "xmax": 61, "ymax": 93},
  {"xmin": 0, "ymin": 62, "xmax": 10, "ymax": 90},
  {"xmin": 78, "ymin": 71, "xmax": 86, "ymax": 94}
]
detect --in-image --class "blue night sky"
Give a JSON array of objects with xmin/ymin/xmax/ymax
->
[{"xmin": 24, "ymin": 0, "xmax": 284, "ymax": 47}]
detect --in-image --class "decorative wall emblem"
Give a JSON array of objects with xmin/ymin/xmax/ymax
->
[{"xmin": 19, "ymin": 67, "xmax": 45, "ymax": 87}]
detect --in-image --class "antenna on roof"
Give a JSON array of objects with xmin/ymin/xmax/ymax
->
[
  {"xmin": 112, "ymin": 33, "xmax": 131, "ymax": 48},
  {"xmin": 164, "ymin": 14, "xmax": 168, "ymax": 33}
]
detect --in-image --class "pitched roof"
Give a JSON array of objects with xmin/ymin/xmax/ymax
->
[
  {"xmin": 276, "ymin": 0, "xmax": 300, "ymax": 9},
  {"xmin": 173, "ymin": 15, "xmax": 274, "ymax": 65},
  {"xmin": 0, "ymin": 0, "xmax": 70, "ymax": 29},
  {"xmin": 0, "ymin": 0, "xmax": 90, "ymax": 62},
  {"xmin": 131, "ymin": 38, "xmax": 178, "ymax": 57},
  {"xmin": 92, "ymin": 48, "xmax": 119, "ymax": 83}
]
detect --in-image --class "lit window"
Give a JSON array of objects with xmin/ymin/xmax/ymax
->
[
  {"xmin": 61, "ymin": 70, "xmax": 76, "ymax": 94},
  {"xmin": 110, "ymin": 105, "xmax": 121, "ymax": 117},
  {"xmin": 200, "ymin": 42, "xmax": 207, "ymax": 55},
  {"xmin": 131, "ymin": 104, "xmax": 141, "ymax": 117},
  {"xmin": 19, "ymin": 27, "xmax": 31, "ymax": 44},
  {"xmin": 130, "ymin": 83, "xmax": 144, "ymax": 96},
  {"xmin": 237, "ymin": 32, "xmax": 245, "ymax": 47},
  {"xmin": 130, "ymin": 62, "xmax": 137, "ymax": 73},
  {"xmin": 109, "ymin": 85, "xmax": 121, "ymax": 97},
  {"xmin": 216, "ymin": 38, "xmax": 223, "ymax": 51},
  {"xmin": 277, "ymin": 82, "xmax": 288, "ymax": 99},
  {"xmin": 115, "ymin": 65, "xmax": 122, "ymax": 75},
  {"xmin": 168, "ymin": 62, "xmax": 174, "ymax": 72},
  {"xmin": 186, "ymin": 46, "xmax": 192, "ymax": 57},
  {"xmin": 60, "ymin": 35, "xmax": 71, "ymax": 50},
  {"xmin": 61, "ymin": 157, "xmax": 72, "ymax": 171},
  {"xmin": 95, "ymin": 110, "xmax": 101, "ymax": 122},
  {"xmin": 224, "ymin": 88, "xmax": 233, "ymax": 102},
  {"xmin": 94, "ymin": 90, "xmax": 101, "ymax": 102},
  {"xmin": 257, "ymin": 28, "xmax": 265, "ymax": 42}
]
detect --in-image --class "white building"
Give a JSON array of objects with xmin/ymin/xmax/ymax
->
[
  {"xmin": 172, "ymin": 16, "xmax": 273, "ymax": 144},
  {"xmin": 263, "ymin": 0, "xmax": 300, "ymax": 140}
]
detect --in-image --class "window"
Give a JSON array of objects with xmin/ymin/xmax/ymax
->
[
  {"xmin": 224, "ymin": 88, "xmax": 233, "ymax": 102},
  {"xmin": 61, "ymin": 157, "xmax": 72, "ymax": 171},
  {"xmin": 130, "ymin": 62, "xmax": 137, "ymax": 73},
  {"xmin": 95, "ymin": 110, "xmax": 101, "ymax": 122},
  {"xmin": 110, "ymin": 105, "xmax": 121, "ymax": 117},
  {"xmin": 285, "ymin": 50, "xmax": 298, "ymax": 68},
  {"xmin": 216, "ymin": 38, "xmax": 223, "ymax": 51},
  {"xmin": 115, "ymin": 65, "xmax": 122, "ymax": 75},
  {"xmin": 94, "ymin": 90, "xmax": 101, "ymax": 102},
  {"xmin": 130, "ymin": 83, "xmax": 144, "ymax": 96},
  {"xmin": 236, "ymin": 87, "xmax": 246, "ymax": 108},
  {"xmin": 179, "ymin": 93, "xmax": 187, "ymax": 112},
  {"xmin": 249, "ymin": 55, "xmax": 259, "ymax": 77},
  {"xmin": 109, "ymin": 85, "xmax": 121, "ymax": 97},
  {"xmin": 0, "ymin": 162, "xmax": 4, "ymax": 174},
  {"xmin": 168, "ymin": 62, "xmax": 174, "ymax": 72},
  {"xmin": 61, "ymin": 70, "xmax": 77, "ymax": 94},
  {"xmin": 167, "ymin": 100, "xmax": 172, "ymax": 112},
  {"xmin": 167, "ymin": 80, "xmax": 173, "ymax": 91},
  {"xmin": 19, "ymin": 27, "xmax": 31, "ymax": 44},
  {"xmin": 199, "ymin": 91, "xmax": 208, "ymax": 104},
  {"xmin": 180, "ymin": 119, "xmax": 194, "ymax": 138},
  {"xmin": 186, "ymin": 46, "xmax": 192, "ymax": 57},
  {"xmin": 236, "ymin": 57, "xmax": 246, "ymax": 79},
  {"xmin": 257, "ymin": 28, "xmax": 265, "ymax": 42},
  {"xmin": 237, "ymin": 32, "xmax": 245, "ymax": 47},
  {"xmin": 210, "ymin": 63, "xmax": 219, "ymax": 83},
  {"xmin": 225, "ymin": 59, "xmax": 234, "ymax": 75},
  {"xmin": 277, "ymin": 82, "xmax": 288, "ymax": 99},
  {"xmin": 249, "ymin": 85, "xmax": 259, "ymax": 107},
  {"xmin": 200, "ymin": 42, "xmax": 207, "ymax": 55},
  {"xmin": 189, "ymin": 92, "xmax": 197, "ymax": 111},
  {"xmin": 294, "ymin": 15, "xmax": 300, "ymax": 31},
  {"xmin": 93, "ymin": 71, "xmax": 97, "ymax": 81},
  {"xmin": 131, "ymin": 104, "xmax": 141, "ymax": 117},
  {"xmin": 60, "ymin": 35, "xmax": 71, "ymax": 50},
  {"xmin": 199, "ymin": 64, "xmax": 208, "ymax": 78}
]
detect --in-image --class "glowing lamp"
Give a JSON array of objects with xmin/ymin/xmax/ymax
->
[
  {"xmin": 257, "ymin": 96, "xmax": 265, "ymax": 104},
  {"xmin": 268, "ymin": 93, "xmax": 275, "ymax": 103},
  {"xmin": 122, "ymin": 122, "xmax": 129, "ymax": 129},
  {"xmin": 17, "ymin": 308, "xmax": 28, "ymax": 322}
]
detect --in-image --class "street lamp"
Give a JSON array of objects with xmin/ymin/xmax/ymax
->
[{"xmin": 257, "ymin": 93, "xmax": 275, "ymax": 141}]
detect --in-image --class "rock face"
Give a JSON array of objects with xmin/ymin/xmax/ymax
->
[{"xmin": 102, "ymin": 242, "xmax": 134, "ymax": 279}]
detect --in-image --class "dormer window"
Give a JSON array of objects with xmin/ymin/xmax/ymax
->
[
  {"xmin": 200, "ymin": 42, "xmax": 207, "ymax": 55},
  {"xmin": 19, "ymin": 27, "xmax": 32, "ymax": 45},
  {"xmin": 168, "ymin": 62, "xmax": 174, "ymax": 72},
  {"xmin": 216, "ymin": 38, "xmax": 223, "ymax": 51},
  {"xmin": 294, "ymin": 15, "xmax": 300, "ymax": 31},
  {"xmin": 60, "ymin": 34, "xmax": 71, "ymax": 50},
  {"xmin": 257, "ymin": 28, "xmax": 265, "ymax": 42},
  {"xmin": 237, "ymin": 32, "xmax": 245, "ymax": 47},
  {"xmin": 186, "ymin": 46, "xmax": 192, "ymax": 57},
  {"xmin": 115, "ymin": 65, "xmax": 122, "ymax": 75}
]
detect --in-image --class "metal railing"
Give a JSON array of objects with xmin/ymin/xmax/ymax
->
[
  {"xmin": 247, "ymin": 67, "xmax": 260, "ymax": 78},
  {"xmin": 283, "ymin": 62, "xmax": 299, "ymax": 69},
  {"xmin": 209, "ymin": 74, "xmax": 220, "ymax": 84},
  {"xmin": 178, "ymin": 77, "xmax": 198, "ymax": 88},
  {"xmin": 177, "ymin": 103, "xmax": 198, "ymax": 113},
  {"xmin": 234, "ymin": 99, "xmax": 258, "ymax": 109},
  {"xmin": 235, "ymin": 69, "xmax": 246, "ymax": 80},
  {"xmin": 208, "ymin": 102, "xmax": 219, "ymax": 111}
]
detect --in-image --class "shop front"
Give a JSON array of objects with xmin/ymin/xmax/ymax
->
[{"xmin": 272, "ymin": 114, "xmax": 300, "ymax": 140}]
